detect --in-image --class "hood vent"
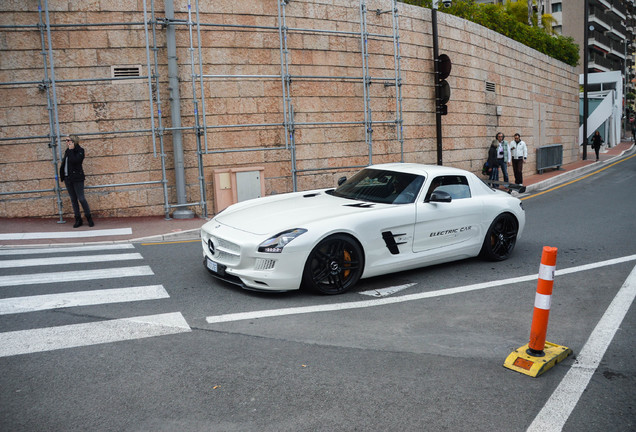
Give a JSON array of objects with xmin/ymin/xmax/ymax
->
[{"xmin": 344, "ymin": 203, "xmax": 374, "ymax": 208}]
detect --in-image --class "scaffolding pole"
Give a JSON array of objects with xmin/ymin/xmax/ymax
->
[
  {"xmin": 279, "ymin": 0, "xmax": 298, "ymax": 191},
  {"xmin": 193, "ymin": 0, "xmax": 209, "ymax": 217},
  {"xmin": 390, "ymin": 0, "xmax": 405, "ymax": 162},
  {"xmin": 37, "ymin": 0, "xmax": 64, "ymax": 223},
  {"xmin": 41, "ymin": 0, "xmax": 66, "ymax": 222},
  {"xmin": 360, "ymin": 0, "xmax": 373, "ymax": 165},
  {"xmin": 184, "ymin": 0, "xmax": 210, "ymax": 217}
]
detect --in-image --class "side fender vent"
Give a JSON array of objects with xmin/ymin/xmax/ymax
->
[{"xmin": 382, "ymin": 231, "xmax": 406, "ymax": 255}]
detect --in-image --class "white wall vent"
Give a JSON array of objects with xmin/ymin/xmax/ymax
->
[{"xmin": 111, "ymin": 65, "xmax": 142, "ymax": 84}]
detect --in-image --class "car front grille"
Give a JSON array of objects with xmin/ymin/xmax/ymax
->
[
  {"xmin": 207, "ymin": 235, "xmax": 275, "ymax": 271},
  {"xmin": 208, "ymin": 235, "xmax": 240, "ymax": 265},
  {"xmin": 215, "ymin": 236, "xmax": 240, "ymax": 253}
]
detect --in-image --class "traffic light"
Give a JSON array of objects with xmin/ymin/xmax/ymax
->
[{"xmin": 436, "ymin": 54, "xmax": 451, "ymax": 116}]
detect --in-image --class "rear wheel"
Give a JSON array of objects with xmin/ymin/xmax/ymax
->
[
  {"xmin": 480, "ymin": 213, "xmax": 518, "ymax": 261},
  {"xmin": 302, "ymin": 234, "xmax": 364, "ymax": 295}
]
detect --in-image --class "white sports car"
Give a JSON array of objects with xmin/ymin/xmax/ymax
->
[{"xmin": 201, "ymin": 163, "xmax": 525, "ymax": 294}]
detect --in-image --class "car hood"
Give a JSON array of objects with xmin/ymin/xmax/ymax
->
[{"xmin": 214, "ymin": 190, "xmax": 380, "ymax": 235}]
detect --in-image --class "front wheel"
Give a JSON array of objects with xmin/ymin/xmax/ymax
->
[
  {"xmin": 302, "ymin": 234, "xmax": 364, "ymax": 295},
  {"xmin": 480, "ymin": 213, "xmax": 518, "ymax": 261}
]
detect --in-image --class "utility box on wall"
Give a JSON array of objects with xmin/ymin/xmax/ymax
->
[{"xmin": 212, "ymin": 167, "xmax": 265, "ymax": 214}]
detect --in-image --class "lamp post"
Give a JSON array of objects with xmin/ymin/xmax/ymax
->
[
  {"xmin": 432, "ymin": 0, "xmax": 443, "ymax": 165},
  {"xmin": 583, "ymin": 0, "xmax": 589, "ymax": 160},
  {"xmin": 624, "ymin": 39, "xmax": 630, "ymax": 139}
]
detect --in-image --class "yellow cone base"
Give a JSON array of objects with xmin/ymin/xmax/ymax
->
[{"xmin": 503, "ymin": 342, "xmax": 572, "ymax": 377}]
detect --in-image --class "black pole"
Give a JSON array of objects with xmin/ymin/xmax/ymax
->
[
  {"xmin": 432, "ymin": 5, "xmax": 443, "ymax": 165},
  {"xmin": 583, "ymin": 0, "xmax": 589, "ymax": 160}
]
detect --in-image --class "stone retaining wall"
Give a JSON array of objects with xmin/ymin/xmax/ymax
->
[{"xmin": 0, "ymin": 0, "xmax": 578, "ymax": 218}]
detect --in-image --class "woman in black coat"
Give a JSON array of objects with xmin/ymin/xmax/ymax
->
[
  {"xmin": 59, "ymin": 135, "xmax": 94, "ymax": 228},
  {"xmin": 486, "ymin": 140, "xmax": 499, "ymax": 186},
  {"xmin": 591, "ymin": 130, "xmax": 603, "ymax": 161}
]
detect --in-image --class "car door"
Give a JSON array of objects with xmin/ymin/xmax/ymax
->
[{"xmin": 412, "ymin": 175, "xmax": 482, "ymax": 253}]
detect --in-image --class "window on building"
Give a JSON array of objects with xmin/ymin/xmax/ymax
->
[{"xmin": 552, "ymin": 3, "xmax": 562, "ymax": 13}]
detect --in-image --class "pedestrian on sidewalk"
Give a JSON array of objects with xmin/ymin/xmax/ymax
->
[
  {"xmin": 494, "ymin": 132, "xmax": 511, "ymax": 183},
  {"xmin": 591, "ymin": 130, "xmax": 603, "ymax": 162},
  {"xmin": 510, "ymin": 133, "xmax": 528, "ymax": 185},
  {"xmin": 631, "ymin": 123, "xmax": 635, "ymax": 142},
  {"xmin": 487, "ymin": 139, "xmax": 499, "ymax": 187},
  {"xmin": 59, "ymin": 134, "xmax": 94, "ymax": 228}
]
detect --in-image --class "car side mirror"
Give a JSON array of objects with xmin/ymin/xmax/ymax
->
[
  {"xmin": 428, "ymin": 190, "xmax": 452, "ymax": 203},
  {"xmin": 337, "ymin": 176, "xmax": 347, "ymax": 186}
]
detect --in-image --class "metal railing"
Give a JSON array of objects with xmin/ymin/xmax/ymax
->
[{"xmin": 536, "ymin": 144, "xmax": 563, "ymax": 174}]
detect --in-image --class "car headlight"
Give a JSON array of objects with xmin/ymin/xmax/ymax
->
[{"xmin": 258, "ymin": 229, "xmax": 307, "ymax": 253}]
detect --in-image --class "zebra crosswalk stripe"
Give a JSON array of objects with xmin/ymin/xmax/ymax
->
[
  {"xmin": 0, "ymin": 244, "xmax": 135, "ymax": 256},
  {"xmin": 0, "ymin": 285, "xmax": 170, "ymax": 315},
  {"xmin": 0, "ymin": 266, "xmax": 154, "ymax": 287},
  {"xmin": 0, "ymin": 312, "xmax": 191, "ymax": 357},
  {"xmin": 0, "ymin": 253, "xmax": 143, "ymax": 269}
]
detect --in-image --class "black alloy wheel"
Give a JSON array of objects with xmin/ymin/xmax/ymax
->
[
  {"xmin": 480, "ymin": 213, "xmax": 518, "ymax": 261},
  {"xmin": 302, "ymin": 234, "xmax": 364, "ymax": 295}
]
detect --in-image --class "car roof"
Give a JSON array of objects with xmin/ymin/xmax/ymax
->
[{"xmin": 367, "ymin": 163, "xmax": 469, "ymax": 177}]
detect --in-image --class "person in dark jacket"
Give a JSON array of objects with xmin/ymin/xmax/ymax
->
[
  {"xmin": 486, "ymin": 140, "xmax": 499, "ymax": 187},
  {"xmin": 591, "ymin": 130, "xmax": 603, "ymax": 162},
  {"xmin": 59, "ymin": 134, "xmax": 94, "ymax": 228}
]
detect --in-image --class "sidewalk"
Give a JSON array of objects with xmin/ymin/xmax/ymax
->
[
  {"xmin": 1, "ymin": 140, "xmax": 633, "ymax": 248},
  {"xmin": 521, "ymin": 140, "xmax": 634, "ymax": 194},
  {"xmin": 0, "ymin": 215, "xmax": 206, "ymax": 247}
]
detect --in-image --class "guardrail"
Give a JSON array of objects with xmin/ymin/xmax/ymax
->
[{"xmin": 536, "ymin": 144, "xmax": 563, "ymax": 174}]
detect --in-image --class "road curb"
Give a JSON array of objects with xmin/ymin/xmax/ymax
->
[{"xmin": 131, "ymin": 228, "xmax": 201, "ymax": 244}]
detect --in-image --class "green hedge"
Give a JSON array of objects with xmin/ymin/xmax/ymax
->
[{"xmin": 400, "ymin": 0, "xmax": 579, "ymax": 67}]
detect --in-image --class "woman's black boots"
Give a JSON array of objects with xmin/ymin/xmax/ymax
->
[{"xmin": 72, "ymin": 215, "xmax": 94, "ymax": 228}]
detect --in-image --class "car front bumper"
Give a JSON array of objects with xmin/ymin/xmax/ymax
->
[{"xmin": 200, "ymin": 222, "xmax": 307, "ymax": 292}]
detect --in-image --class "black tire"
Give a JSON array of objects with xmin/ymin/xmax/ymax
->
[
  {"xmin": 302, "ymin": 234, "xmax": 364, "ymax": 295},
  {"xmin": 480, "ymin": 213, "xmax": 518, "ymax": 261}
]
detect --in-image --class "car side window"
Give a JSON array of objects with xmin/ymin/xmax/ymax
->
[{"xmin": 425, "ymin": 176, "xmax": 471, "ymax": 201}]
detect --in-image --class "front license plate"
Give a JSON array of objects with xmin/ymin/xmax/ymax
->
[
  {"xmin": 206, "ymin": 257, "xmax": 226, "ymax": 276},
  {"xmin": 206, "ymin": 258, "xmax": 218, "ymax": 272}
]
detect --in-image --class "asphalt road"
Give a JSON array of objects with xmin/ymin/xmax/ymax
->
[{"xmin": 1, "ymin": 152, "xmax": 635, "ymax": 431}]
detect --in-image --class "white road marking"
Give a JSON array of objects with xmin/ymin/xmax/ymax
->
[
  {"xmin": 205, "ymin": 254, "xmax": 636, "ymax": 324},
  {"xmin": 0, "ymin": 266, "xmax": 154, "ymax": 287},
  {"xmin": 0, "ymin": 285, "xmax": 169, "ymax": 315},
  {"xmin": 0, "ymin": 244, "xmax": 135, "ymax": 256},
  {"xmin": 527, "ymin": 264, "xmax": 636, "ymax": 432},
  {"xmin": 0, "ymin": 228, "xmax": 132, "ymax": 240},
  {"xmin": 0, "ymin": 253, "xmax": 143, "ymax": 269},
  {"xmin": 359, "ymin": 283, "xmax": 417, "ymax": 297},
  {"xmin": 0, "ymin": 312, "xmax": 191, "ymax": 357}
]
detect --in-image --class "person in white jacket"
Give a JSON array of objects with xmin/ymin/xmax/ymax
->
[{"xmin": 510, "ymin": 133, "xmax": 528, "ymax": 185}]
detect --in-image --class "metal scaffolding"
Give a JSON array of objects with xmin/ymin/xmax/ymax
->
[
  {"xmin": 0, "ymin": 0, "xmax": 176, "ymax": 220},
  {"xmin": 186, "ymin": 0, "xmax": 404, "ymax": 191},
  {"xmin": 0, "ymin": 0, "xmax": 404, "ymax": 218}
]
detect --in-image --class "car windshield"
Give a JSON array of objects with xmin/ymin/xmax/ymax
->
[{"xmin": 330, "ymin": 168, "xmax": 425, "ymax": 204}]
